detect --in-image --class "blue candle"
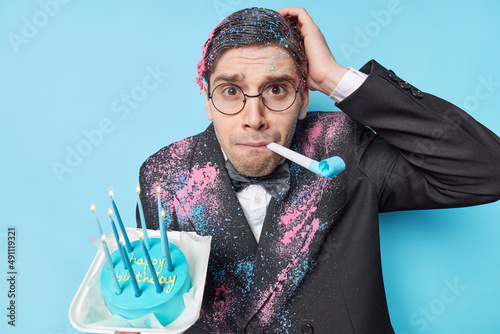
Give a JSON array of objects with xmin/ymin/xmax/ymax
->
[
  {"xmin": 156, "ymin": 185, "xmax": 162, "ymax": 227},
  {"xmin": 102, "ymin": 235, "xmax": 121, "ymax": 295},
  {"xmin": 91, "ymin": 204, "xmax": 121, "ymax": 294},
  {"xmin": 120, "ymin": 236, "xmax": 141, "ymax": 297},
  {"xmin": 117, "ymin": 237, "xmax": 129, "ymax": 269},
  {"xmin": 109, "ymin": 208, "xmax": 127, "ymax": 267},
  {"xmin": 161, "ymin": 209, "xmax": 174, "ymax": 272},
  {"xmin": 136, "ymin": 185, "xmax": 150, "ymax": 250},
  {"xmin": 90, "ymin": 204, "xmax": 104, "ymax": 236},
  {"xmin": 140, "ymin": 232, "xmax": 162, "ymax": 293},
  {"xmin": 109, "ymin": 189, "xmax": 132, "ymax": 253},
  {"xmin": 156, "ymin": 186, "xmax": 166, "ymax": 257}
]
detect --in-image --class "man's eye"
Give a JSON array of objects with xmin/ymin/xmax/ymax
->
[
  {"xmin": 270, "ymin": 86, "xmax": 284, "ymax": 95},
  {"xmin": 266, "ymin": 85, "xmax": 287, "ymax": 98},
  {"xmin": 221, "ymin": 86, "xmax": 240, "ymax": 96}
]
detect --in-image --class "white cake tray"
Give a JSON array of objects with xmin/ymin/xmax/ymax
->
[{"xmin": 69, "ymin": 228, "xmax": 211, "ymax": 333}]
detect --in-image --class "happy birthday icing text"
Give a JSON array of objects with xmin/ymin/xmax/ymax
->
[
  {"xmin": 115, "ymin": 253, "xmax": 177, "ymax": 293},
  {"xmin": 129, "ymin": 252, "xmax": 164, "ymax": 275},
  {"xmin": 116, "ymin": 270, "xmax": 177, "ymax": 293}
]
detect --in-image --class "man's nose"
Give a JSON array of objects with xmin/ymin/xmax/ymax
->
[{"xmin": 241, "ymin": 95, "xmax": 268, "ymax": 131}]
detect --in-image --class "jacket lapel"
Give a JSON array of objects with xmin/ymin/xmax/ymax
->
[
  {"xmin": 176, "ymin": 123, "xmax": 342, "ymax": 331},
  {"xmin": 238, "ymin": 118, "xmax": 348, "ymax": 331},
  {"xmin": 169, "ymin": 124, "xmax": 258, "ymax": 253},
  {"xmin": 162, "ymin": 125, "xmax": 263, "ymax": 332}
]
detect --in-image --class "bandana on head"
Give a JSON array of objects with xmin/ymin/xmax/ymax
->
[{"xmin": 195, "ymin": 7, "xmax": 308, "ymax": 92}]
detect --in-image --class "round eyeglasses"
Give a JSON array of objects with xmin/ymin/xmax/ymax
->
[{"xmin": 207, "ymin": 79, "xmax": 299, "ymax": 115}]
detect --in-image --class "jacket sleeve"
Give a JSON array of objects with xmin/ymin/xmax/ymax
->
[{"xmin": 336, "ymin": 60, "xmax": 500, "ymax": 212}]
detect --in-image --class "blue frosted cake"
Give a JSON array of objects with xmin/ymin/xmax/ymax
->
[{"xmin": 100, "ymin": 237, "xmax": 191, "ymax": 326}]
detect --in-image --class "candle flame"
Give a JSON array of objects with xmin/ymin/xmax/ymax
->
[
  {"xmin": 136, "ymin": 185, "xmax": 141, "ymax": 194},
  {"xmin": 91, "ymin": 203, "xmax": 95, "ymax": 213},
  {"xmin": 108, "ymin": 208, "xmax": 113, "ymax": 218},
  {"xmin": 139, "ymin": 231, "xmax": 144, "ymax": 240},
  {"xmin": 119, "ymin": 234, "xmax": 125, "ymax": 245},
  {"xmin": 109, "ymin": 189, "xmax": 114, "ymax": 198},
  {"xmin": 156, "ymin": 185, "xmax": 161, "ymax": 194},
  {"xmin": 161, "ymin": 209, "xmax": 166, "ymax": 219},
  {"xmin": 101, "ymin": 234, "xmax": 106, "ymax": 243}
]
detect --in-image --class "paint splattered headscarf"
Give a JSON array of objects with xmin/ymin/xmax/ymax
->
[{"xmin": 196, "ymin": 7, "xmax": 308, "ymax": 92}]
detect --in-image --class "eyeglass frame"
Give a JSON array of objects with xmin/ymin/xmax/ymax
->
[{"xmin": 207, "ymin": 78, "xmax": 300, "ymax": 115}]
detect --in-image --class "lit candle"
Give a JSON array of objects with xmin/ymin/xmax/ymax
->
[
  {"xmin": 156, "ymin": 185, "xmax": 162, "ymax": 227},
  {"xmin": 161, "ymin": 209, "xmax": 174, "ymax": 272},
  {"xmin": 91, "ymin": 204, "xmax": 121, "ymax": 294},
  {"xmin": 109, "ymin": 208, "xmax": 127, "ymax": 267},
  {"xmin": 136, "ymin": 185, "xmax": 150, "ymax": 250},
  {"xmin": 119, "ymin": 235, "xmax": 141, "ymax": 297},
  {"xmin": 109, "ymin": 189, "xmax": 132, "ymax": 252},
  {"xmin": 140, "ymin": 231, "xmax": 162, "ymax": 293},
  {"xmin": 102, "ymin": 235, "xmax": 121, "ymax": 295},
  {"xmin": 90, "ymin": 203, "xmax": 104, "ymax": 236}
]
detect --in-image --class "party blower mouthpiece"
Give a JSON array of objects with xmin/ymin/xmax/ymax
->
[{"xmin": 266, "ymin": 142, "xmax": 345, "ymax": 178}]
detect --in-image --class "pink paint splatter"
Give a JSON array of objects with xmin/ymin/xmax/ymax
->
[
  {"xmin": 303, "ymin": 124, "xmax": 322, "ymax": 157},
  {"xmin": 257, "ymin": 288, "xmax": 281, "ymax": 324},
  {"xmin": 276, "ymin": 218, "xmax": 321, "ymax": 286},
  {"xmin": 196, "ymin": 32, "xmax": 214, "ymax": 92},
  {"xmin": 258, "ymin": 216, "xmax": 320, "ymax": 326},
  {"xmin": 215, "ymin": 284, "xmax": 231, "ymax": 297},
  {"xmin": 280, "ymin": 185, "xmax": 319, "ymax": 245},
  {"xmin": 175, "ymin": 163, "xmax": 219, "ymax": 217},
  {"xmin": 212, "ymin": 284, "xmax": 233, "ymax": 324},
  {"xmin": 304, "ymin": 119, "xmax": 342, "ymax": 157}
]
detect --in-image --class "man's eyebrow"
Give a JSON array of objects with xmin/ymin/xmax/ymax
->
[
  {"xmin": 212, "ymin": 73, "xmax": 245, "ymax": 84},
  {"xmin": 263, "ymin": 74, "xmax": 299, "ymax": 85}
]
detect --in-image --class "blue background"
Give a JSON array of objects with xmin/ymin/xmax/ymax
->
[{"xmin": 1, "ymin": 1, "xmax": 499, "ymax": 333}]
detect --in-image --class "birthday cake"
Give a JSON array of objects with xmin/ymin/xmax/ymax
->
[{"xmin": 100, "ymin": 236, "xmax": 191, "ymax": 326}]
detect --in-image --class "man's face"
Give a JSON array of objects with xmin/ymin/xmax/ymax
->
[{"xmin": 204, "ymin": 46, "xmax": 309, "ymax": 177}]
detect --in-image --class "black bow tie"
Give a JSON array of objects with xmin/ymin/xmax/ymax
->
[{"xmin": 225, "ymin": 159, "xmax": 290, "ymax": 200}]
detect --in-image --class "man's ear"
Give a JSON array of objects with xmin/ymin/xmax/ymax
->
[
  {"xmin": 204, "ymin": 84, "xmax": 213, "ymax": 121},
  {"xmin": 298, "ymin": 88, "xmax": 309, "ymax": 120}
]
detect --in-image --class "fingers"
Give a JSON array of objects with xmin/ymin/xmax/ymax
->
[
  {"xmin": 278, "ymin": 6, "xmax": 346, "ymax": 95},
  {"xmin": 199, "ymin": 307, "xmax": 205, "ymax": 319},
  {"xmin": 277, "ymin": 7, "xmax": 312, "ymax": 23},
  {"xmin": 276, "ymin": 7, "xmax": 318, "ymax": 36}
]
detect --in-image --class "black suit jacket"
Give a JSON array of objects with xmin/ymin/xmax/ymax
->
[{"xmin": 138, "ymin": 61, "xmax": 500, "ymax": 333}]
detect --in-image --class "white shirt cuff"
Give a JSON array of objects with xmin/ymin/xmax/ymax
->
[{"xmin": 328, "ymin": 67, "xmax": 368, "ymax": 103}]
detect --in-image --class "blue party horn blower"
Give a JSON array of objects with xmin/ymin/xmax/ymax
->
[{"xmin": 266, "ymin": 142, "xmax": 345, "ymax": 178}]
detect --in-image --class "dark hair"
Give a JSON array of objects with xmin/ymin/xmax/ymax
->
[{"xmin": 196, "ymin": 7, "xmax": 307, "ymax": 91}]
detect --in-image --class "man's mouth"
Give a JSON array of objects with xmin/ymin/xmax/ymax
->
[{"xmin": 236, "ymin": 141, "xmax": 272, "ymax": 150}]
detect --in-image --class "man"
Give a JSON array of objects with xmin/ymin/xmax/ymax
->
[{"xmin": 138, "ymin": 7, "xmax": 500, "ymax": 333}]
